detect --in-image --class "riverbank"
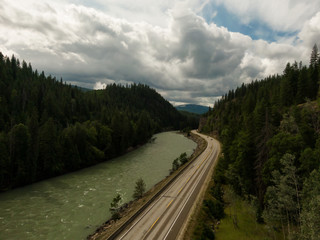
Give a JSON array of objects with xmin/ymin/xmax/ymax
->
[{"xmin": 87, "ymin": 131, "xmax": 206, "ymax": 240}]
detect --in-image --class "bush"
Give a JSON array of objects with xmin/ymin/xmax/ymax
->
[
  {"xmin": 172, "ymin": 158, "xmax": 180, "ymax": 171},
  {"xmin": 201, "ymin": 224, "xmax": 215, "ymax": 240},
  {"xmin": 204, "ymin": 199, "xmax": 225, "ymax": 220},
  {"xmin": 179, "ymin": 152, "xmax": 188, "ymax": 165},
  {"xmin": 210, "ymin": 183, "xmax": 224, "ymax": 203}
]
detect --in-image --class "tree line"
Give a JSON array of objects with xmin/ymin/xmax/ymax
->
[
  {"xmin": 0, "ymin": 52, "xmax": 198, "ymax": 191},
  {"xmin": 202, "ymin": 44, "xmax": 320, "ymax": 238}
]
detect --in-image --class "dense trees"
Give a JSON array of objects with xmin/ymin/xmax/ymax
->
[
  {"xmin": 203, "ymin": 45, "xmax": 320, "ymax": 238},
  {"xmin": 0, "ymin": 53, "xmax": 197, "ymax": 191}
]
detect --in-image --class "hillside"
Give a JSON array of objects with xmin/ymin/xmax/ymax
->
[
  {"xmin": 0, "ymin": 53, "xmax": 196, "ymax": 191},
  {"xmin": 175, "ymin": 104, "xmax": 209, "ymax": 115},
  {"xmin": 196, "ymin": 48, "xmax": 320, "ymax": 239}
]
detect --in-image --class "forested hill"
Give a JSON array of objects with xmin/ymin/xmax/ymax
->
[
  {"xmin": 202, "ymin": 45, "xmax": 320, "ymax": 238},
  {"xmin": 175, "ymin": 104, "xmax": 209, "ymax": 115},
  {"xmin": 0, "ymin": 53, "xmax": 195, "ymax": 191}
]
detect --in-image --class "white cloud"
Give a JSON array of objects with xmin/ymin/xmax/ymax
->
[
  {"xmin": 211, "ymin": 0, "xmax": 320, "ymax": 32},
  {"xmin": 299, "ymin": 12, "xmax": 320, "ymax": 48},
  {"xmin": 93, "ymin": 81, "xmax": 106, "ymax": 90},
  {"xmin": 0, "ymin": 0, "xmax": 318, "ymax": 106}
]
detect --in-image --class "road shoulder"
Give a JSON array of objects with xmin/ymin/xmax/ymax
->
[{"xmin": 180, "ymin": 134, "xmax": 221, "ymax": 240}]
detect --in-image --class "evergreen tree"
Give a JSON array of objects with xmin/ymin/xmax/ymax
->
[
  {"xmin": 38, "ymin": 118, "xmax": 60, "ymax": 178},
  {"xmin": 300, "ymin": 169, "xmax": 320, "ymax": 240},
  {"xmin": 297, "ymin": 66, "xmax": 308, "ymax": 103},
  {"xmin": 133, "ymin": 178, "xmax": 146, "ymax": 200},
  {"xmin": 310, "ymin": 44, "xmax": 319, "ymax": 67},
  {"xmin": 109, "ymin": 193, "xmax": 122, "ymax": 220},
  {"xmin": 172, "ymin": 158, "xmax": 180, "ymax": 172},
  {"xmin": 9, "ymin": 123, "xmax": 31, "ymax": 186},
  {"xmin": 263, "ymin": 154, "xmax": 301, "ymax": 238},
  {"xmin": 0, "ymin": 132, "xmax": 10, "ymax": 189}
]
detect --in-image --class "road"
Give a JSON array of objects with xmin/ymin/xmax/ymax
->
[{"xmin": 114, "ymin": 131, "xmax": 220, "ymax": 240}]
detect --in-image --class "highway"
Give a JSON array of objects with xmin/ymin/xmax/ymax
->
[{"xmin": 111, "ymin": 131, "xmax": 220, "ymax": 240}]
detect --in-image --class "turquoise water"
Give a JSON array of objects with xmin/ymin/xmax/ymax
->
[{"xmin": 0, "ymin": 132, "xmax": 196, "ymax": 240}]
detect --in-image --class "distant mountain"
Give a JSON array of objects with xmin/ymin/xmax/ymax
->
[
  {"xmin": 75, "ymin": 86, "xmax": 92, "ymax": 92},
  {"xmin": 175, "ymin": 104, "xmax": 209, "ymax": 115}
]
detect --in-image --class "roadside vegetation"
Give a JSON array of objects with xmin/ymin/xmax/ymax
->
[
  {"xmin": 132, "ymin": 178, "xmax": 146, "ymax": 200},
  {"xmin": 109, "ymin": 178, "xmax": 146, "ymax": 221},
  {"xmin": 171, "ymin": 152, "xmax": 188, "ymax": 173}
]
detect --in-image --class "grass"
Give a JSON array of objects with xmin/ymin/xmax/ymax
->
[{"xmin": 215, "ymin": 187, "xmax": 283, "ymax": 240}]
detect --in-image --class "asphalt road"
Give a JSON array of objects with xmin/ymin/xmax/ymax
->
[{"xmin": 115, "ymin": 131, "xmax": 220, "ymax": 240}]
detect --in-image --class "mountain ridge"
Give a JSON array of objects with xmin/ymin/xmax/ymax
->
[{"xmin": 175, "ymin": 104, "xmax": 209, "ymax": 115}]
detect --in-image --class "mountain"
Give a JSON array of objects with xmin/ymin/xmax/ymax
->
[
  {"xmin": 0, "ymin": 53, "xmax": 197, "ymax": 191},
  {"xmin": 175, "ymin": 104, "xmax": 209, "ymax": 115}
]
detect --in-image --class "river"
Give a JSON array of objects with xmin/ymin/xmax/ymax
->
[{"xmin": 0, "ymin": 132, "xmax": 196, "ymax": 240}]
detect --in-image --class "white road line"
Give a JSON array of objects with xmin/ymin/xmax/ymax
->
[{"xmin": 163, "ymin": 140, "xmax": 215, "ymax": 240}]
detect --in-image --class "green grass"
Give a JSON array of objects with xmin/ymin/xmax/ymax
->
[{"xmin": 215, "ymin": 187, "xmax": 283, "ymax": 240}]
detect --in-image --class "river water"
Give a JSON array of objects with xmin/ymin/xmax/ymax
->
[{"xmin": 0, "ymin": 132, "xmax": 196, "ymax": 240}]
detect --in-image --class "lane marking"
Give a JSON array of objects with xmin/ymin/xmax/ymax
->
[
  {"xmin": 164, "ymin": 140, "xmax": 217, "ymax": 239},
  {"xmin": 148, "ymin": 216, "xmax": 160, "ymax": 232},
  {"xmin": 144, "ymin": 140, "xmax": 215, "ymax": 238},
  {"xmin": 166, "ymin": 200, "xmax": 174, "ymax": 208},
  {"xmin": 186, "ymin": 176, "xmax": 191, "ymax": 183},
  {"xmin": 176, "ymin": 145, "xmax": 214, "ymax": 195}
]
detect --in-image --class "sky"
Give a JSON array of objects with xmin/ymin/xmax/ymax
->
[{"xmin": 1, "ymin": 0, "xmax": 320, "ymax": 106}]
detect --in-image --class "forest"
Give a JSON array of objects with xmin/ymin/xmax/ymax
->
[
  {"xmin": 201, "ymin": 44, "xmax": 320, "ymax": 239},
  {"xmin": 0, "ymin": 52, "xmax": 198, "ymax": 191}
]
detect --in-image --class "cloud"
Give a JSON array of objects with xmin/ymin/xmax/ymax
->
[
  {"xmin": 93, "ymin": 82, "xmax": 106, "ymax": 90},
  {"xmin": 299, "ymin": 12, "xmax": 320, "ymax": 48},
  {"xmin": 0, "ymin": 0, "xmax": 318, "ymax": 106},
  {"xmin": 211, "ymin": 0, "xmax": 320, "ymax": 33}
]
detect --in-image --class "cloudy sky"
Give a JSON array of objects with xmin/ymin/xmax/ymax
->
[{"xmin": 1, "ymin": 0, "xmax": 320, "ymax": 106}]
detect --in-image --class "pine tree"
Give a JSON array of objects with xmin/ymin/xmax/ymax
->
[
  {"xmin": 9, "ymin": 123, "xmax": 31, "ymax": 186},
  {"xmin": 133, "ymin": 178, "xmax": 146, "ymax": 200},
  {"xmin": 310, "ymin": 44, "xmax": 319, "ymax": 67},
  {"xmin": 300, "ymin": 169, "xmax": 320, "ymax": 240},
  {"xmin": 172, "ymin": 158, "xmax": 180, "ymax": 172},
  {"xmin": 0, "ymin": 132, "xmax": 10, "ymax": 189},
  {"xmin": 109, "ymin": 193, "xmax": 122, "ymax": 220},
  {"xmin": 296, "ymin": 66, "xmax": 308, "ymax": 103},
  {"xmin": 263, "ymin": 154, "xmax": 301, "ymax": 238}
]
